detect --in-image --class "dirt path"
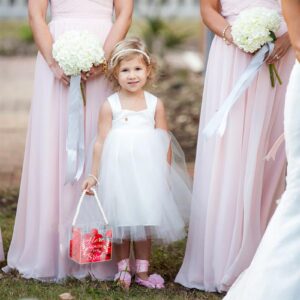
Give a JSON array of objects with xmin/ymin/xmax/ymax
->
[{"xmin": 0, "ymin": 56, "xmax": 34, "ymax": 189}]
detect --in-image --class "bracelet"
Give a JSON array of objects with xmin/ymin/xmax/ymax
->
[
  {"xmin": 222, "ymin": 24, "xmax": 232, "ymax": 45},
  {"xmin": 88, "ymin": 174, "xmax": 99, "ymax": 185}
]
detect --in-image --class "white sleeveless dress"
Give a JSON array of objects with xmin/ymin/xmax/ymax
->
[
  {"xmin": 96, "ymin": 91, "xmax": 192, "ymax": 244},
  {"xmin": 224, "ymin": 61, "xmax": 300, "ymax": 299}
]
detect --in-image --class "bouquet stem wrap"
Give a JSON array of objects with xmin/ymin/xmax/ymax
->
[
  {"xmin": 203, "ymin": 42, "xmax": 274, "ymax": 138},
  {"xmin": 65, "ymin": 75, "xmax": 85, "ymax": 184}
]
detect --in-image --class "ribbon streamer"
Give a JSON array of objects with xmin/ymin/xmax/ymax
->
[
  {"xmin": 203, "ymin": 42, "xmax": 274, "ymax": 138},
  {"xmin": 264, "ymin": 133, "xmax": 285, "ymax": 161},
  {"xmin": 65, "ymin": 75, "xmax": 85, "ymax": 184}
]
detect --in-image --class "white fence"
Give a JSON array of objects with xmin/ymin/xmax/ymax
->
[{"xmin": 0, "ymin": 0, "xmax": 199, "ymax": 19}]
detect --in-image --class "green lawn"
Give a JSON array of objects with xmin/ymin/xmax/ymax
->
[{"xmin": 0, "ymin": 189, "xmax": 223, "ymax": 300}]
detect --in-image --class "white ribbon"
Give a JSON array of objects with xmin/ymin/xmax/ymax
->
[
  {"xmin": 65, "ymin": 75, "xmax": 85, "ymax": 184},
  {"xmin": 72, "ymin": 188, "xmax": 109, "ymax": 226},
  {"xmin": 203, "ymin": 42, "xmax": 274, "ymax": 138}
]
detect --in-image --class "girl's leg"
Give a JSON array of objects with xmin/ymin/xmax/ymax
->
[
  {"xmin": 133, "ymin": 238, "xmax": 165, "ymax": 289},
  {"xmin": 114, "ymin": 240, "xmax": 131, "ymax": 262},
  {"xmin": 114, "ymin": 240, "xmax": 131, "ymax": 289},
  {"xmin": 133, "ymin": 238, "xmax": 151, "ymax": 280}
]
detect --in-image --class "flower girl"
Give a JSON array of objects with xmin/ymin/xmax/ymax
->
[{"xmin": 82, "ymin": 38, "xmax": 191, "ymax": 289}]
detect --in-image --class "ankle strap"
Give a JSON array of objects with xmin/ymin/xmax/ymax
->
[
  {"xmin": 118, "ymin": 258, "xmax": 130, "ymax": 272},
  {"xmin": 135, "ymin": 259, "xmax": 149, "ymax": 273}
]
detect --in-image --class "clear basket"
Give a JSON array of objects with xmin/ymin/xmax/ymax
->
[{"xmin": 69, "ymin": 188, "xmax": 112, "ymax": 264}]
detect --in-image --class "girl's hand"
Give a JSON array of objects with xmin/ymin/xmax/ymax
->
[
  {"xmin": 266, "ymin": 33, "xmax": 291, "ymax": 64},
  {"xmin": 82, "ymin": 177, "xmax": 97, "ymax": 195},
  {"xmin": 49, "ymin": 61, "xmax": 70, "ymax": 86},
  {"xmin": 81, "ymin": 64, "xmax": 104, "ymax": 82}
]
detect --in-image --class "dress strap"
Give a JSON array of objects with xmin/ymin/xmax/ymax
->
[
  {"xmin": 107, "ymin": 93, "xmax": 122, "ymax": 117},
  {"xmin": 144, "ymin": 91, "xmax": 158, "ymax": 117}
]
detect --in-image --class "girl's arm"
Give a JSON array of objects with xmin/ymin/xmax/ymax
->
[
  {"xmin": 82, "ymin": 101, "xmax": 112, "ymax": 191},
  {"xmin": 82, "ymin": 0, "xmax": 133, "ymax": 81},
  {"xmin": 282, "ymin": 0, "xmax": 300, "ymax": 61},
  {"xmin": 28, "ymin": 0, "xmax": 70, "ymax": 85},
  {"xmin": 200, "ymin": 0, "xmax": 233, "ymax": 43},
  {"xmin": 155, "ymin": 99, "xmax": 172, "ymax": 165}
]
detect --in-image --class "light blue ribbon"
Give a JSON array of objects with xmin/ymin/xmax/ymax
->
[
  {"xmin": 65, "ymin": 75, "xmax": 85, "ymax": 184},
  {"xmin": 203, "ymin": 42, "xmax": 274, "ymax": 138}
]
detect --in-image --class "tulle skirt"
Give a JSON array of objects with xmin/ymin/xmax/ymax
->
[{"xmin": 96, "ymin": 128, "xmax": 192, "ymax": 243}]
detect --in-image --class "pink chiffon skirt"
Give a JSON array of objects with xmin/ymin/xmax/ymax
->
[
  {"xmin": 176, "ymin": 35, "xmax": 295, "ymax": 291},
  {"xmin": 0, "ymin": 229, "xmax": 4, "ymax": 261},
  {"xmin": 4, "ymin": 16, "xmax": 117, "ymax": 281}
]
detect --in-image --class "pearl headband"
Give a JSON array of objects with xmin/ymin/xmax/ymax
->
[{"xmin": 110, "ymin": 49, "xmax": 151, "ymax": 67}]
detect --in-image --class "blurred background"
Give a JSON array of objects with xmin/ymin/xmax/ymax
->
[{"xmin": 0, "ymin": 0, "xmax": 206, "ymax": 190}]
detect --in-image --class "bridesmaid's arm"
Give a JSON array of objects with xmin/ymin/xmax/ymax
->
[
  {"xmin": 155, "ymin": 99, "xmax": 172, "ymax": 165},
  {"xmin": 103, "ymin": 0, "xmax": 133, "ymax": 57},
  {"xmin": 28, "ymin": 0, "xmax": 70, "ymax": 85},
  {"xmin": 282, "ymin": 0, "xmax": 300, "ymax": 61},
  {"xmin": 200, "ymin": 0, "xmax": 233, "ymax": 43},
  {"xmin": 83, "ymin": 0, "xmax": 133, "ymax": 81}
]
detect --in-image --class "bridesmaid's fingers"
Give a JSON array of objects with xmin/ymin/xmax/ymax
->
[
  {"xmin": 62, "ymin": 74, "xmax": 70, "ymax": 84},
  {"xmin": 62, "ymin": 78, "xmax": 70, "ymax": 86},
  {"xmin": 266, "ymin": 52, "xmax": 280, "ymax": 64}
]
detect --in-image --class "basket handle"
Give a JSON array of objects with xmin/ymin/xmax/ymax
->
[{"xmin": 72, "ymin": 188, "xmax": 109, "ymax": 226}]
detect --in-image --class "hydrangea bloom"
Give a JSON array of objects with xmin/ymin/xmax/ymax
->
[
  {"xmin": 52, "ymin": 31, "xmax": 105, "ymax": 76},
  {"xmin": 231, "ymin": 7, "xmax": 281, "ymax": 53}
]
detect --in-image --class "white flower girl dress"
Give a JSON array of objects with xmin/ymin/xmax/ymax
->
[{"xmin": 95, "ymin": 91, "xmax": 192, "ymax": 243}]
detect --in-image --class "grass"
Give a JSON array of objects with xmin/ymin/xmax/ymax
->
[{"xmin": 0, "ymin": 190, "xmax": 224, "ymax": 300}]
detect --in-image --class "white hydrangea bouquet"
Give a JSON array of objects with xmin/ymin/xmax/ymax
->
[
  {"xmin": 231, "ymin": 7, "xmax": 282, "ymax": 87},
  {"xmin": 52, "ymin": 31, "xmax": 106, "ymax": 183},
  {"xmin": 53, "ymin": 30, "xmax": 105, "ymax": 77}
]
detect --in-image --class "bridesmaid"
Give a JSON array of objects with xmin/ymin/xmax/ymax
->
[
  {"xmin": 224, "ymin": 2, "xmax": 300, "ymax": 298},
  {"xmin": 4, "ymin": 0, "xmax": 133, "ymax": 281},
  {"xmin": 176, "ymin": 0, "xmax": 295, "ymax": 292}
]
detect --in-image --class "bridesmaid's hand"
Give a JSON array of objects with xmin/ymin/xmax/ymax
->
[
  {"xmin": 266, "ymin": 33, "xmax": 291, "ymax": 64},
  {"xmin": 49, "ymin": 61, "xmax": 70, "ymax": 86},
  {"xmin": 81, "ymin": 64, "xmax": 104, "ymax": 82},
  {"xmin": 224, "ymin": 27, "xmax": 234, "ymax": 45}
]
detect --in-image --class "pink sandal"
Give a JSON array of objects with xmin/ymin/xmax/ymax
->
[
  {"xmin": 114, "ymin": 258, "xmax": 132, "ymax": 290},
  {"xmin": 135, "ymin": 259, "xmax": 165, "ymax": 289}
]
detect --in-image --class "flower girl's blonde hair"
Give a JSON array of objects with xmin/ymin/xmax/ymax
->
[{"xmin": 108, "ymin": 37, "xmax": 156, "ymax": 89}]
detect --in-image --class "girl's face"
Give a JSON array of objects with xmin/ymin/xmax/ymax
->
[{"xmin": 116, "ymin": 55, "xmax": 150, "ymax": 93}]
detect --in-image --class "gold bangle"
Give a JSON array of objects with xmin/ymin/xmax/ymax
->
[{"xmin": 222, "ymin": 24, "xmax": 232, "ymax": 45}]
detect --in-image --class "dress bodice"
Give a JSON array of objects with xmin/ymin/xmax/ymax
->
[
  {"xmin": 221, "ymin": 0, "xmax": 281, "ymax": 19},
  {"xmin": 107, "ymin": 92, "xmax": 157, "ymax": 130},
  {"xmin": 50, "ymin": 0, "xmax": 113, "ymax": 20}
]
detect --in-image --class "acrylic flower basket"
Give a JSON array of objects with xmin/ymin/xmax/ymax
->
[{"xmin": 69, "ymin": 188, "xmax": 112, "ymax": 264}]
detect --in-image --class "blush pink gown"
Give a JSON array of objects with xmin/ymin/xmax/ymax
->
[
  {"xmin": 4, "ymin": 0, "xmax": 116, "ymax": 281},
  {"xmin": 175, "ymin": 0, "xmax": 295, "ymax": 292},
  {"xmin": 0, "ymin": 229, "xmax": 4, "ymax": 261}
]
